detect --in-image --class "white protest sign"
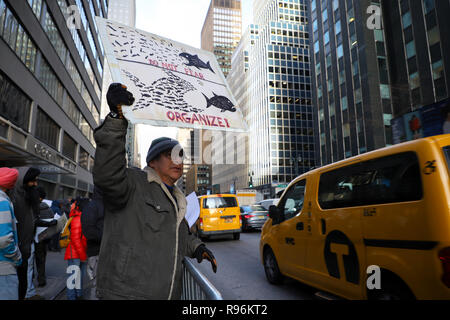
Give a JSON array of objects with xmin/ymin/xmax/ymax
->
[{"xmin": 96, "ymin": 17, "xmax": 248, "ymax": 132}]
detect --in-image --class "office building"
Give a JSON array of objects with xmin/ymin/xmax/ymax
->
[
  {"xmin": 310, "ymin": 0, "xmax": 450, "ymax": 167},
  {"xmin": 211, "ymin": 24, "xmax": 259, "ymax": 193},
  {"xmin": 201, "ymin": 0, "xmax": 242, "ymax": 77},
  {"xmin": 247, "ymin": 0, "xmax": 314, "ymax": 197},
  {"xmin": 198, "ymin": 0, "xmax": 243, "ymax": 194},
  {"xmin": 186, "ymin": 164, "xmax": 212, "ymax": 196},
  {"xmin": 0, "ymin": 0, "xmax": 108, "ymax": 199}
]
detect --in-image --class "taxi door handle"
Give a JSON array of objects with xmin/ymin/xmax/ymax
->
[
  {"xmin": 296, "ymin": 222, "xmax": 304, "ymax": 231},
  {"xmin": 321, "ymin": 219, "xmax": 326, "ymax": 234}
]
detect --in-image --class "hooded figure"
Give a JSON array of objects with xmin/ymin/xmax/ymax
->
[
  {"xmin": 9, "ymin": 167, "xmax": 40, "ymax": 261},
  {"xmin": 9, "ymin": 167, "xmax": 41, "ymax": 300}
]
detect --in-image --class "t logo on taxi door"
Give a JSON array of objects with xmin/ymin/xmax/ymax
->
[{"xmin": 324, "ymin": 230, "xmax": 359, "ymax": 284}]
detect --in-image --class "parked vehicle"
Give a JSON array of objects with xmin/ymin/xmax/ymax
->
[
  {"xmin": 256, "ymin": 198, "xmax": 279, "ymax": 210},
  {"xmin": 260, "ymin": 135, "xmax": 450, "ymax": 300},
  {"xmin": 197, "ymin": 194, "xmax": 242, "ymax": 241},
  {"xmin": 240, "ymin": 205, "xmax": 269, "ymax": 231}
]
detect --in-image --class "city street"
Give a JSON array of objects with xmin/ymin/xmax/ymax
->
[{"xmin": 194, "ymin": 231, "xmax": 317, "ymax": 300}]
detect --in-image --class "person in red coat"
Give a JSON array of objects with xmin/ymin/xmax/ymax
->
[{"xmin": 64, "ymin": 198, "xmax": 89, "ymax": 300}]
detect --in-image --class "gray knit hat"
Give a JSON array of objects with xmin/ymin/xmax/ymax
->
[{"xmin": 146, "ymin": 137, "xmax": 182, "ymax": 164}]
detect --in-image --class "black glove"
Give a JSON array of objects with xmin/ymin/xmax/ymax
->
[
  {"xmin": 194, "ymin": 244, "xmax": 217, "ymax": 273},
  {"xmin": 106, "ymin": 83, "xmax": 135, "ymax": 116}
]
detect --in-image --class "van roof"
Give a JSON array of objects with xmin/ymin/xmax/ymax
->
[{"xmin": 198, "ymin": 194, "xmax": 237, "ymax": 199}]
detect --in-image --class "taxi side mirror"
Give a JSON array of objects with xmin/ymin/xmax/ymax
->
[{"xmin": 269, "ymin": 205, "xmax": 281, "ymax": 224}]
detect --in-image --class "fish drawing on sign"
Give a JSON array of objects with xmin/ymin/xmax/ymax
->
[
  {"xmin": 121, "ymin": 69, "xmax": 202, "ymax": 114},
  {"xmin": 202, "ymin": 92, "xmax": 236, "ymax": 113},
  {"xmin": 179, "ymin": 53, "xmax": 215, "ymax": 74}
]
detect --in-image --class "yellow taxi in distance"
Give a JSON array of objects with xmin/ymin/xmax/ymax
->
[
  {"xmin": 197, "ymin": 194, "xmax": 242, "ymax": 241},
  {"xmin": 260, "ymin": 134, "xmax": 450, "ymax": 300}
]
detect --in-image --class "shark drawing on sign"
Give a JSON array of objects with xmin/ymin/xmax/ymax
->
[
  {"xmin": 179, "ymin": 53, "xmax": 215, "ymax": 74},
  {"xmin": 202, "ymin": 92, "xmax": 236, "ymax": 113}
]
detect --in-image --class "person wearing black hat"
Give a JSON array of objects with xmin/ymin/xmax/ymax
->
[
  {"xmin": 9, "ymin": 167, "xmax": 42, "ymax": 300},
  {"xmin": 91, "ymin": 83, "xmax": 217, "ymax": 300}
]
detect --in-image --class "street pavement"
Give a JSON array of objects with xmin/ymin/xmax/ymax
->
[
  {"xmin": 194, "ymin": 230, "xmax": 318, "ymax": 300},
  {"xmin": 32, "ymin": 250, "xmax": 67, "ymax": 300}
]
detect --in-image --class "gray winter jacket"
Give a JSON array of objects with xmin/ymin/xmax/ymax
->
[{"xmin": 93, "ymin": 116, "xmax": 203, "ymax": 300}]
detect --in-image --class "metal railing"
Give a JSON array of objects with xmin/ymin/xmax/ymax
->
[{"xmin": 181, "ymin": 257, "xmax": 223, "ymax": 300}]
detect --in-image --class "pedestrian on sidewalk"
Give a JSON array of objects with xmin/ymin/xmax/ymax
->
[
  {"xmin": 10, "ymin": 167, "xmax": 41, "ymax": 300},
  {"xmin": 80, "ymin": 186, "xmax": 104, "ymax": 300},
  {"xmin": 92, "ymin": 83, "xmax": 217, "ymax": 300},
  {"xmin": 48, "ymin": 200, "xmax": 63, "ymax": 252},
  {"xmin": 64, "ymin": 198, "xmax": 89, "ymax": 300},
  {"xmin": 34, "ymin": 187, "xmax": 57, "ymax": 288},
  {"xmin": 0, "ymin": 168, "xmax": 22, "ymax": 300}
]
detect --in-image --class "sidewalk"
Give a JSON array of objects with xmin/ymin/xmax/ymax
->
[{"xmin": 31, "ymin": 250, "xmax": 67, "ymax": 300}]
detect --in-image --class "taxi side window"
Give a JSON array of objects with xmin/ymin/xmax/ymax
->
[
  {"xmin": 278, "ymin": 180, "xmax": 306, "ymax": 221},
  {"xmin": 318, "ymin": 151, "xmax": 422, "ymax": 209}
]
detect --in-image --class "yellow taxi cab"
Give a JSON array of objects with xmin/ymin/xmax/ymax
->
[
  {"xmin": 196, "ymin": 194, "xmax": 242, "ymax": 240},
  {"xmin": 260, "ymin": 134, "xmax": 450, "ymax": 300}
]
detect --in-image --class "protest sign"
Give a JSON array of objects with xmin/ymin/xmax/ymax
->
[{"xmin": 96, "ymin": 17, "xmax": 248, "ymax": 132}]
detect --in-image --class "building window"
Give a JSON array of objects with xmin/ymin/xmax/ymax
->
[
  {"xmin": 402, "ymin": 11, "xmax": 412, "ymax": 29},
  {"xmin": 341, "ymin": 96, "xmax": 348, "ymax": 110},
  {"xmin": 427, "ymin": 26, "xmax": 440, "ymax": 46},
  {"xmin": 405, "ymin": 41, "xmax": 416, "ymax": 59},
  {"xmin": 380, "ymin": 84, "xmax": 391, "ymax": 99},
  {"xmin": 409, "ymin": 72, "xmax": 420, "ymax": 89},
  {"xmin": 35, "ymin": 108, "xmax": 60, "ymax": 149},
  {"xmin": 335, "ymin": 20, "xmax": 341, "ymax": 34},
  {"xmin": 432, "ymin": 60, "xmax": 444, "ymax": 80},
  {"xmin": 337, "ymin": 44, "xmax": 343, "ymax": 58},
  {"xmin": 78, "ymin": 147, "xmax": 89, "ymax": 170},
  {"xmin": 423, "ymin": 0, "xmax": 435, "ymax": 14},
  {"xmin": 62, "ymin": 132, "xmax": 77, "ymax": 161},
  {"xmin": 0, "ymin": 71, "xmax": 31, "ymax": 132}
]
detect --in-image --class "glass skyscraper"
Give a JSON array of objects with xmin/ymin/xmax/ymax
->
[
  {"xmin": 310, "ymin": 0, "xmax": 450, "ymax": 167},
  {"xmin": 201, "ymin": 0, "xmax": 242, "ymax": 78},
  {"xmin": 248, "ymin": 0, "xmax": 314, "ymax": 194}
]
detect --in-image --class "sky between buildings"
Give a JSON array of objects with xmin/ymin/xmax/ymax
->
[{"xmin": 135, "ymin": 0, "xmax": 253, "ymax": 168}]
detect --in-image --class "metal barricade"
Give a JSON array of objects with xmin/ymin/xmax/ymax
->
[{"xmin": 181, "ymin": 257, "xmax": 223, "ymax": 300}]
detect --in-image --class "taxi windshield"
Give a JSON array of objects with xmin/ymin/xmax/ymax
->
[{"xmin": 204, "ymin": 197, "xmax": 237, "ymax": 209}]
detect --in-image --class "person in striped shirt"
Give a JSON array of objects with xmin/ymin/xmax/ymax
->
[{"xmin": 0, "ymin": 167, "xmax": 22, "ymax": 300}]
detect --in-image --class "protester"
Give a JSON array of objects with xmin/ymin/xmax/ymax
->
[
  {"xmin": 91, "ymin": 83, "xmax": 217, "ymax": 300},
  {"xmin": 34, "ymin": 187, "xmax": 57, "ymax": 287},
  {"xmin": 0, "ymin": 168, "xmax": 22, "ymax": 300},
  {"xmin": 48, "ymin": 200, "xmax": 63, "ymax": 252},
  {"xmin": 80, "ymin": 186, "xmax": 104, "ymax": 300},
  {"xmin": 64, "ymin": 198, "xmax": 89, "ymax": 300},
  {"xmin": 10, "ymin": 167, "xmax": 41, "ymax": 300}
]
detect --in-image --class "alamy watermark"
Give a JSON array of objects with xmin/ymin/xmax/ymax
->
[
  {"xmin": 65, "ymin": 5, "xmax": 81, "ymax": 30},
  {"xmin": 67, "ymin": 265, "xmax": 82, "ymax": 290},
  {"xmin": 367, "ymin": 4, "xmax": 383, "ymax": 30}
]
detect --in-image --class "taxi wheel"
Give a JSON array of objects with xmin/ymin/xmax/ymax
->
[
  {"xmin": 368, "ymin": 273, "xmax": 415, "ymax": 300},
  {"xmin": 263, "ymin": 247, "xmax": 284, "ymax": 285},
  {"xmin": 233, "ymin": 233, "xmax": 240, "ymax": 240}
]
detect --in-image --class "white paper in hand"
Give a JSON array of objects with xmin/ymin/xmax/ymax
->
[{"xmin": 185, "ymin": 192, "xmax": 200, "ymax": 228}]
